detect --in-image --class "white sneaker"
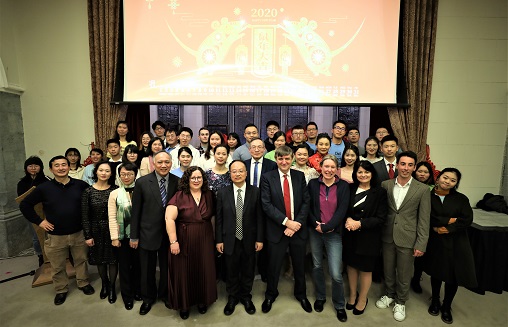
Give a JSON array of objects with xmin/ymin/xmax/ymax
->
[
  {"xmin": 393, "ymin": 304, "xmax": 406, "ymax": 322},
  {"xmin": 375, "ymin": 295, "xmax": 394, "ymax": 309}
]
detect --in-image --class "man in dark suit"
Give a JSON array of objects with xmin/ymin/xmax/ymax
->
[
  {"xmin": 244, "ymin": 137, "xmax": 277, "ymax": 282},
  {"xmin": 375, "ymin": 151, "xmax": 430, "ymax": 322},
  {"xmin": 373, "ymin": 134, "xmax": 399, "ymax": 186},
  {"xmin": 130, "ymin": 151, "xmax": 179, "ymax": 315},
  {"xmin": 216, "ymin": 160, "xmax": 264, "ymax": 315},
  {"xmin": 260, "ymin": 146, "xmax": 312, "ymax": 313}
]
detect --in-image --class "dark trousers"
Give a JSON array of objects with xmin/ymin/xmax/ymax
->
[
  {"xmin": 225, "ymin": 238, "xmax": 256, "ymax": 301},
  {"xmin": 139, "ymin": 244, "xmax": 168, "ymax": 304},
  {"xmin": 118, "ymin": 239, "xmax": 141, "ymax": 302},
  {"xmin": 431, "ymin": 277, "xmax": 458, "ymax": 308},
  {"xmin": 265, "ymin": 235, "xmax": 307, "ymax": 301}
]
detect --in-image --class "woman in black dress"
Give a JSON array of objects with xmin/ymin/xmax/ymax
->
[
  {"xmin": 343, "ymin": 160, "xmax": 387, "ymax": 315},
  {"xmin": 82, "ymin": 161, "xmax": 118, "ymax": 303},
  {"xmin": 424, "ymin": 168, "xmax": 476, "ymax": 324}
]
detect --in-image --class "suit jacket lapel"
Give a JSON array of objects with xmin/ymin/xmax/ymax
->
[
  {"xmin": 272, "ymin": 171, "xmax": 284, "ymax": 204},
  {"xmin": 387, "ymin": 179, "xmax": 397, "ymax": 210},
  {"xmin": 227, "ymin": 185, "xmax": 236, "ymax": 215},
  {"xmin": 149, "ymin": 172, "xmax": 163, "ymax": 207},
  {"xmin": 398, "ymin": 181, "xmax": 419, "ymax": 210}
]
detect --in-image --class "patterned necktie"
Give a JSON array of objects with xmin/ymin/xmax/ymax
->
[
  {"xmin": 160, "ymin": 178, "xmax": 167, "ymax": 205},
  {"xmin": 388, "ymin": 163, "xmax": 395, "ymax": 179},
  {"xmin": 283, "ymin": 174, "xmax": 292, "ymax": 220},
  {"xmin": 253, "ymin": 161, "xmax": 259, "ymax": 187},
  {"xmin": 236, "ymin": 189, "xmax": 243, "ymax": 240}
]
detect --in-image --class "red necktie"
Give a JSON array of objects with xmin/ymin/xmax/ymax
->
[
  {"xmin": 388, "ymin": 163, "xmax": 395, "ymax": 179},
  {"xmin": 283, "ymin": 174, "xmax": 292, "ymax": 220}
]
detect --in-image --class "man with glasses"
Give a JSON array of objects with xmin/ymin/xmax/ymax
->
[
  {"xmin": 329, "ymin": 120, "xmax": 350, "ymax": 164},
  {"xmin": 305, "ymin": 122, "xmax": 319, "ymax": 151},
  {"xmin": 152, "ymin": 121, "xmax": 166, "ymax": 140},
  {"xmin": 233, "ymin": 124, "xmax": 260, "ymax": 161},
  {"xmin": 264, "ymin": 120, "xmax": 280, "ymax": 152},
  {"xmin": 288, "ymin": 125, "xmax": 313, "ymax": 155},
  {"xmin": 216, "ymin": 160, "xmax": 264, "ymax": 315},
  {"xmin": 130, "ymin": 151, "xmax": 179, "ymax": 315},
  {"xmin": 169, "ymin": 127, "xmax": 200, "ymax": 168}
]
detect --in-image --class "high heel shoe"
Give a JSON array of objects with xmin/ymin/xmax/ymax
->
[
  {"xmin": 346, "ymin": 292, "xmax": 359, "ymax": 310},
  {"xmin": 353, "ymin": 298, "xmax": 368, "ymax": 315},
  {"xmin": 108, "ymin": 282, "xmax": 117, "ymax": 304}
]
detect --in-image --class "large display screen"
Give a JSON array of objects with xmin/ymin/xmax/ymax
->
[{"xmin": 123, "ymin": 0, "xmax": 401, "ymax": 104}]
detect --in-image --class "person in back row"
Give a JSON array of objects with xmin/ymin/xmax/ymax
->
[
  {"xmin": 264, "ymin": 120, "xmax": 280, "ymax": 152},
  {"xmin": 329, "ymin": 120, "xmax": 350, "ymax": 164},
  {"xmin": 170, "ymin": 127, "xmax": 200, "ymax": 168},
  {"xmin": 233, "ymin": 124, "xmax": 259, "ymax": 161},
  {"xmin": 372, "ymin": 135, "xmax": 399, "ymax": 186}
]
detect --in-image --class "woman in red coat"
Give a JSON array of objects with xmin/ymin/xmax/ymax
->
[{"xmin": 424, "ymin": 168, "xmax": 476, "ymax": 324}]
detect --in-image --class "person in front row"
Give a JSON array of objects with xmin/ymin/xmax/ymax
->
[
  {"xmin": 260, "ymin": 146, "xmax": 311, "ymax": 313},
  {"xmin": 375, "ymin": 151, "xmax": 430, "ymax": 322},
  {"xmin": 130, "ymin": 151, "xmax": 179, "ymax": 315},
  {"xmin": 20, "ymin": 155, "xmax": 94, "ymax": 305},
  {"xmin": 307, "ymin": 155, "xmax": 350, "ymax": 322},
  {"xmin": 424, "ymin": 168, "xmax": 477, "ymax": 324},
  {"xmin": 216, "ymin": 160, "xmax": 264, "ymax": 316},
  {"xmin": 165, "ymin": 167, "xmax": 217, "ymax": 320}
]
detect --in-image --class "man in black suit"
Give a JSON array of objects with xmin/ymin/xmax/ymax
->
[
  {"xmin": 373, "ymin": 134, "xmax": 399, "ymax": 186},
  {"xmin": 260, "ymin": 146, "xmax": 312, "ymax": 313},
  {"xmin": 216, "ymin": 160, "xmax": 264, "ymax": 315},
  {"xmin": 130, "ymin": 151, "xmax": 179, "ymax": 315},
  {"xmin": 244, "ymin": 137, "xmax": 277, "ymax": 281}
]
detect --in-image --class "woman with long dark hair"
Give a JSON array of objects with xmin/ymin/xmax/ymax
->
[
  {"xmin": 227, "ymin": 132, "xmax": 241, "ymax": 157},
  {"xmin": 81, "ymin": 161, "xmax": 119, "ymax": 303},
  {"xmin": 113, "ymin": 121, "xmax": 137, "ymax": 155},
  {"xmin": 339, "ymin": 144, "xmax": 360, "ymax": 183},
  {"xmin": 139, "ymin": 138, "xmax": 164, "ymax": 176},
  {"xmin": 359, "ymin": 137, "xmax": 382, "ymax": 164},
  {"xmin": 424, "ymin": 168, "xmax": 476, "ymax": 324},
  {"xmin": 66, "ymin": 148, "xmax": 85, "ymax": 179}
]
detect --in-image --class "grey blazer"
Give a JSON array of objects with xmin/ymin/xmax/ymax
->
[{"xmin": 381, "ymin": 178, "xmax": 431, "ymax": 252}]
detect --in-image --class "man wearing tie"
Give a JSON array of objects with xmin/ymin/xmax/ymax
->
[
  {"xmin": 216, "ymin": 160, "xmax": 264, "ymax": 315},
  {"xmin": 130, "ymin": 151, "xmax": 179, "ymax": 315},
  {"xmin": 244, "ymin": 137, "xmax": 277, "ymax": 281},
  {"xmin": 260, "ymin": 146, "xmax": 312, "ymax": 313},
  {"xmin": 373, "ymin": 135, "xmax": 399, "ymax": 185}
]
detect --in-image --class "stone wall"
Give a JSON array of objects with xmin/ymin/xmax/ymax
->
[{"xmin": 0, "ymin": 91, "xmax": 32, "ymax": 258}]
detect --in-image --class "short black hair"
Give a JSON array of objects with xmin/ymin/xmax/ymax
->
[
  {"xmin": 332, "ymin": 119, "xmax": 348, "ymax": 129},
  {"xmin": 106, "ymin": 139, "xmax": 121, "ymax": 147},
  {"xmin": 178, "ymin": 127, "xmax": 194, "ymax": 138},
  {"xmin": 306, "ymin": 121, "xmax": 318, "ymax": 129},
  {"xmin": 152, "ymin": 120, "xmax": 166, "ymax": 131},
  {"xmin": 396, "ymin": 150, "xmax": 417, "ymax": 164},
  {"xmin": 49, "ymin": 155, "xmax": 70, "ymax": 168},
  {"xmin": 244, "ymin": 123, "xmax": 258, "ymax": 131},
  {"xmin": 380, "ymin": 134, "xmax": 399, "ymax": 145},
  {"xmin": 266, "ymin": 120, "xmax": 279, "ymax": 129}
]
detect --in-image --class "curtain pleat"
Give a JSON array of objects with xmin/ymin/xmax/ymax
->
[
  {"xmin": 388, "ymin": 0, "xmax": 439, "ymax": 161},
  {"xmin": 88, "ymin": 0, "xmax": 127, "ymax": 150}
]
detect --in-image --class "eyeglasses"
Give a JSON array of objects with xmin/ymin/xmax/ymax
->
[
  {"xmin": 179, "ymin": 134, "xmax": 191, "ymax": 139},
  {"xmin": 333, "ymin": 127, "xmax": 346, "ymax": 131},
  {"xmin": 292, "ymin": 132, "xmax": 305, "ymax": 136},
  {"xmin": 231, "ymin": 170, "xmax": 246, "ymax": 174},
  {"xmin": 190, "ymin": 176, "xmax": 203, "ymax": 181},
  {"xmin": 155, "ymin": 127, "xmax": 165, "ymax": 131},
  {"xmin": 267, "ymin": 127, "xmax": 279, "ymax": 132},
  {"xmin": 120, "ymin": 173, "xmax": 135, "ymax": 178}
]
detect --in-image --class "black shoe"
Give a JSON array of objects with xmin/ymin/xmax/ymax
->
[
  {"xmin": 411, "ymin": 277, "xmax": 423, "ymax": 294},
  {"xmin": 353, "ymin": 298, "xmax": 368, "ymax": 315},
  {"xmin": 134, "ymin": 294, "xmax": 143, "ymax": 301},
  {"xmin": 262, "ymin": 298, "xmax": 273, "ymax": 313},
  {"xmin": 124, "ymin": 301, "xmax": 134, "ymax": 310},
  {"xmin": 441, "ymin": 307, "xmax": 453, "ymax": 324},
  {"xmin": 108, "ymin": 283, "xmax": 117, "ymax": 304},
  {"xmin": 100, "ymin": 283, "xmax": 109, "ymax": 299},
  {"xmin": 197, "ymin": 305, "xmax": 207, "ymax": 314},
  {"xmin": 346, "ymin": 292, "xmax": 359, "ymax": 310},
  {"xmin": 79, "ymin": 284, "xmax": 95, "ymax": 295},
  {"xmin": 314, "ymin": 299, "xmax": 326, "ymax": 312},
  {"xmin": 139, "ymin": 302, "xmax": 152, "ymax": 315},
  {"xmin": 54, "ymin": 292, "xmax": 68, "ymax": 305},
  {"xmin": 38, "ymin": 255, "xmax": 44, "ymax": 267},
  {"xmin": 224, "ymin": 298, "xmax": 239, "ymax": 316},
  {"xmin": 241, "ymin": 299, "xmax": 256, "ymax": 315},
  {"xmin": 337, "ymin": 308, "xmax": 348, "ymax": 322},
  {"xmin": 179, "ymin": 310, "xmax": 190, "ymax": 320},
  {"xmin": 428, "ymin": 299, "xmax": 441, "ymax": 316},
  {"xmin": 298, "ymin": 298, "xmax": 312, "ymax": 313}
]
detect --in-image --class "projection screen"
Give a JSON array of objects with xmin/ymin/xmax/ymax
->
[{"xmin": 123, "ymin": 0, "xmax": 401, "ymax": 105}]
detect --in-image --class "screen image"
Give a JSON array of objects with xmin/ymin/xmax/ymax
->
[{"xmin": 123, "ymin": 0, "xmax": 401, "ymax": 104}]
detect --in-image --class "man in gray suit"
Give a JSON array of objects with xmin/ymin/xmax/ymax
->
[{"xmin": 375, "ymin": 151, "xmax": 430, "ymax": 322}]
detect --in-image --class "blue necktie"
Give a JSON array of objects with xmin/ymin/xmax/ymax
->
[
  {"xmin": 253, "ymin": 161, "xmax": 259, "ymax": 187},
  {"xmin": 160, "ymin": 178, "xmax": 167, "ymax": 205}
]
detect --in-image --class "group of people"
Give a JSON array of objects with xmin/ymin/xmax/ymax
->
[{"xmin": 18, "ymin": 119, "xmax": 476, "ymax": 324}]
